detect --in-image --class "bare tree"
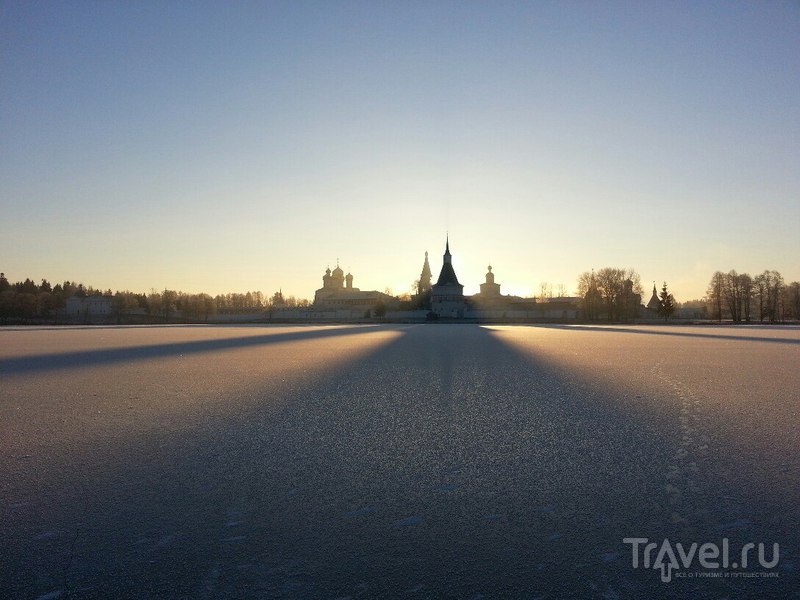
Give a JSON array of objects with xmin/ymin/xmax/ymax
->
[
  {"xmin": 596, "ymin": 267, "xmax": 626, "ymax": 321},
  {"xmin": 620, "ymin": 268, "xmax": 643, "ymax": 322},
  {"xmin": 722, "ymin": 270, "xmax": 743, "ymax": 323},
  {"xmin": 785, "ymin": 282, "xmax": 800, "ymax": 321},
  {"xmin": 754, "ymin": 270, "xmax": 785, "ymax": 323},
  {"xmin": 147, "ymin": 289, "xmax": 163, "ymax": 319},
  {"xmin": 113, "ymin": 291, "xmax": 139, "ymax": 324},
  {"xmin": 767, "ymin": 270, "xmax": 785, "ymax": 323},
  {"xmin": 577, "ymin": 271, "xmax": 601, "ymax": 321},
  {"xmin": 199, "ymin": 293, "xmax": 216, "ymax": 321},
  {"xmin": 706, "ymin": 271, "xmax": 725, "ymax": 322},
  {"xmin": 753, "ymin": 273, "xmax": 768, "ymax": 322},
  {"xmin": 739, "ymin": 273, "xmax": 753, "ymax": 322},
  {"xmin": 162, "ymin": 289, "xmax": 178, "ymax": 322}
]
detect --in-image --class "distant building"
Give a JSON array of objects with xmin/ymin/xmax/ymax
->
[
  {"xmin": 271, "ymin": 289, "xmax": 286, "ymax": 307},
  {"xmin": 533, "ymin": 297, "xmax": 580, "ymax": 320},
  {"xmin": 468, "ymin": 263, "xmax": 576, "ymax": 319},
  {"xmin": 478, "ymin": 265, "xmax": 501, "ymax": 298},
  {"xmin": 411, "ymin": 251, "xmax": 433, "ymax": 310},
  {"xmin": 66, "ymin": 295, "xmax": 113, "ymax": 319},
  {"xmin": 645, "ymin": 283, "xmax": 661, "ymax": 318},
  {"xmin": 619, "ymin": 277, "xmax": 643, "ymax": 320},
  {"xmin": 471, "ymin": 264, "xmax": 515, "ymax": 309},
  {"xmin": 646, "ymin": 283, "xmax": 660, "ymax": 311},
  {"xmin": 313, "ymin": 263, "xmax": 396, "ymax": 311},
  {"xmin": 305, "ymin": 235, "xmax": 587, "ymax": 321},
  {"xmin": 430, "ymin": 237, "xmax": 466, "ymax": 318}
]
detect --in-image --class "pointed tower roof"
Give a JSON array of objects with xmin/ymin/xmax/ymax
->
[
  {"xmin": 421, "ymin": 251, "xmax": 432, "ymax": 279},
  {"xmin": 647, "ymin": 282, "xmax": 660, "ymax": 310},
  {"xmin": 435, "ymin": 236, "xmax": 460, "ymax": 286}
]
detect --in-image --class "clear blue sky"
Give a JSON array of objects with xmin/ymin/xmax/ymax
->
[{"xmin": 2, "ymin": 1, "xmax": 798, "ymax": 300}]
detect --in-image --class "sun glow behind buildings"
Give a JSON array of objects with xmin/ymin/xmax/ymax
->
[{"xmin": 1, "ymin": 2, "xmax": 798, "ymax": 301}]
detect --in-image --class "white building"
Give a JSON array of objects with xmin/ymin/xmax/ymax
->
[
  {"xmin": 66, "ymin": 296, "xmax": 114, "ymax": 319},
  {"xmin": 313, "ymin": 263, "xmax": 397, "ymax": 313}
]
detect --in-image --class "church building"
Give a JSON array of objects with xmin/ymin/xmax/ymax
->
[
  {"xmin": 645, "ymin": 282, "xmax": 661, "ymax": 318},
  {"xmin": 313, "ymin": 262, "xmax": 397, "ymax": 311},
  {"xmin": 479, "ymin": 265, "xmax": 501, "ymax": 297}
]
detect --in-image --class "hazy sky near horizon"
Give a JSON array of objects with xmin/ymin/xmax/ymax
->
[{"xmin": 2, "ymin": 1, "xmax": 798, "ymax": 300}]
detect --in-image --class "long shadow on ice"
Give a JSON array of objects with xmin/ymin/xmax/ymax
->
[
  {"xmin": 4, "ymin": 325, "xmax": 796, "ymax": 599},
  {"xmin": 0, "ymin": 325, "xmax": 391, "ymax": 376},
  {"xmin": 530, "ymin": 323, "xmax": 800, "ymax": 346}
]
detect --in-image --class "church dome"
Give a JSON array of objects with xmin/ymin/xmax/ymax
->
[{"xmin": 332, "ymin": 265, "xmax": 344, "ymax": 277}]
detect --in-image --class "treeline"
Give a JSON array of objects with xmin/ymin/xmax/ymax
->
[
  {"xmin": 0, "ymin": 272, "xmax": 309, "ymax": 324},
  {"xmin": 3, "ymin": 268, "xmax": 798, "ymax": 325},
  {"xmin": 706, "ymin": 270, "xmax": 799, "ymax": 323},
  {"xmin": 576, "ymin": 267, "xmax": 645, "ymax": 322},
  {"xmin": 0, "ymin": 276, "xmax": 102, "ymax": 322},
  {"xmin": 143, "ymin": 289, "xmax": 310, "ymax": 322},
  {"xmin": 572, "ymin": 266, "xmax": 799, "ymax": 324}
]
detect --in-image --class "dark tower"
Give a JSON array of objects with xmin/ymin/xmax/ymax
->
[
  {"xmin": 435, "ymin": 235, "xmax": 461, "ymax": 287},
  {"xmin": 430, "ymin": 235, "xmax": 465, "ymax": 317}
]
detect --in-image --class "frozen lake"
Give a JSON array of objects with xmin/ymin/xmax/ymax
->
[{"xmin": 1, "ymin": 324, "xmax": 798, "ymax": 598}]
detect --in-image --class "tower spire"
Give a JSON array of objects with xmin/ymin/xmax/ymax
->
[{"xmin": 418, "ymin": 250, "xmax": 433, "ymax": 294}]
